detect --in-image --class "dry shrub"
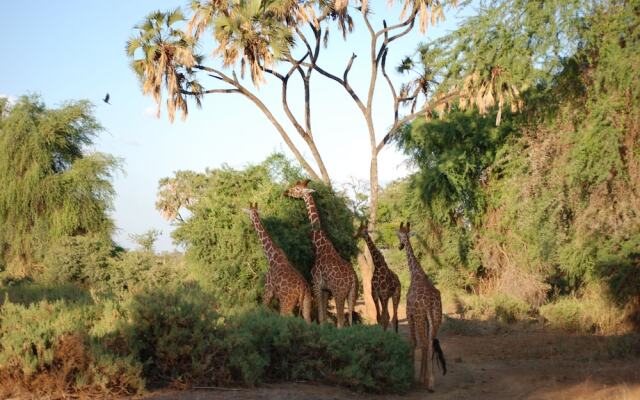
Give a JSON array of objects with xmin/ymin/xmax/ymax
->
[
  {"xmin": 476, "ymin": 208, "xmax": 550, "ymax": 308},
  {"xmin": 456, "ymin": 292, "xmax": 531, "ymax": 324},
  {"xmin": 0, "ymin": 334, "xmax": 141, "ymax": 399},
  {"xmin": 476, "ymin": 250, "xmax": 549, "ymax": 308},
  {"xmin": 0, "ymin": 299, "xmax": 144, "ymax": 399},
  {"xmin": 540, "ymin": 285, "xmax": 633, "ymax": 335}
]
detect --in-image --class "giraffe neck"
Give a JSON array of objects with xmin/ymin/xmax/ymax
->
[
  {"xmin": 302, "ymin": 192, "xmax": 321, "ymax": 230},
  {"xmin": 403, "ymin": 239, "xmax": 426, "ymax": 280},
  {"xmin": 362, "ymin": 232, "xmax": 386, "ymax": 271},
  {"xmin": 249, "ymin": 215, "xmax": 280, "ymax": 265}
]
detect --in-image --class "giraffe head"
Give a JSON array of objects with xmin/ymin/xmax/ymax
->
[
  {"xmin": 354, "ymin": 220, "xmax": 369, "ymax": 239},
  {"xmin": 242, "ymin": 202, "xmax": 260, "ymax": 224},
  {"xmin": 396, "ymin": 221, "xmax": 414, "ymax": 250},
  {"xmin": 283, "ymin": 179, "xmax": 315, "ymax": 199}
]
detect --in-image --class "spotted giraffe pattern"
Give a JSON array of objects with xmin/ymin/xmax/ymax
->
[
  {"xmin": 285, "ymin": 180, "xmax": 358, "ymax": 328},
  {"xmin": 244, "ymin": 203, "xmax": 312, "ymax": 323},
  {"xmin": 355, "ymin": 223, "xmax": 401, "ymax": 332},
  {"xmin": 397, "ymin": 222, "xmax": 445, "ymax": 391}
]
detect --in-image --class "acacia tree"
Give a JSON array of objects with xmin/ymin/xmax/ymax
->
[{"xmin": 0, "ymin": 96, "xmax": 118, "ymax": 276}]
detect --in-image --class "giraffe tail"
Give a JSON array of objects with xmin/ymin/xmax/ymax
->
[{"xmin": 433, "ymin": 338, "xmax": 447, "ymax": 375}]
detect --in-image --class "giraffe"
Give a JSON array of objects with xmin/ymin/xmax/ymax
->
[
  {"xmin": 243, "ymin": 202, "xmax": 312, "ymax": 324},
  {"xmin": 355, "ymin": 221, "xmax": 401, "ymax": 332},
  {"xmin": 284, "ymin": 180, "xmax": 358, "ymax": 328},
  {"xmin": 397, "ymin": 222, "xmax": 446, "ymax": 391}
]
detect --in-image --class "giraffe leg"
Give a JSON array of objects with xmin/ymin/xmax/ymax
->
[
  {"xmin": 392, "ymin": 286, "xmax": 401, "ymax": 333},
  {"xmin": 372, "ymin": 287, "xmax": 382, "ymax": 325},
  {"xmin": 302, "ymin": 288, "xmax": 312, "ymax": 324},
  {"xmin": 347, "ymin": 280, "xmax": 357, "ymax": 326},
  {"xmin": 426, "ymin": 313, "xmax": 436, "ymax": 390},
  {"xmin": 381, "ymin": 296, "xmax": 391, "ymax": 331},
  {"xmin": 321, "ymin": 290, "xmax": 330, "ymax": 324},
  {"xmin": 313, "ymin": 283, "xmax": 324, "ymax": 324},
  {"xmin": 408, "ymin": 312, "xmax": 417, "ymax": 379},
  {"xmin": 334, "ymin": 295, "xmax": 346, "ymax": 328},
  {"xmin": 414, "ymin": 314, "xmax": 430, "ymax": 388}
]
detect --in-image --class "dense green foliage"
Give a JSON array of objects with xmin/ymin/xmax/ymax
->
[
  {"xmin": 0, "ymin": 297, "xmax": 144, "ymax": 398},
  {"xmin": 387, "ymin": 0, "xmax": 640, "ymax": 332},
  {"xmin": 165, "ymin": 154, "xmax": 358, "ymax": 309},
  {"xmin": 0, "ymin": 96, "xmax": 118, "ymax": 276},
  {"xmin": 0, "ymin": 283, "xmax": 412, "ymax": 397}
]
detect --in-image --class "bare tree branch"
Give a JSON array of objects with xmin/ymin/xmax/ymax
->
[
  {"xmin": 182, "ymin": 88, "xmax": 241, "ymax": 95},
  {"xmin": 343, "ymin": 53, "xmax": 357, "ymax": 82},
  {"xmin": 380, "ymin": 48, "xmax": 400, "ymax": 123},
  {"xmin": 374, "ymin": 7, "xmax": 419, "ymax": 39},
  {"xmin": 193, "ymin": 64, "xmax": 323, "ymax": 181}
]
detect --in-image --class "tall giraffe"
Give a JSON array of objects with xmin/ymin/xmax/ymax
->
[
  {"xmin": 355, "ymin": 221, "xmax": 401, "ymax": 332},
  {"xmin": 397, "ymin": 222, "xmax": 446, "ymax": 391},
  {"xmin": 243, "ymin": 203, "xmax": 312, "ymax": 324},
  {"xmin": 284, "ymin": 180, "xmax": 358, "ymax": 328}
]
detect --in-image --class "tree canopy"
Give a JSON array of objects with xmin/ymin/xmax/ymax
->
[
  {"xmin": 0, "ymin": 96, "xmax": 119, "ymax": 276},
  {"xmin": 159, "ymin": 154, "xmax": 358, "ymax": 308},
  {"xmin": 390, "ymin": 0, "xmax": 640, "ymax": 320}
]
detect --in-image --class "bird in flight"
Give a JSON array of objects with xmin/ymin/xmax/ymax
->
[{"xmin": 103, "ymin": 93, "xmax": 111, "ymax": 105}]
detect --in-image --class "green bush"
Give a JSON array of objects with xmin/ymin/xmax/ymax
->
[
  {"xmin": 0, "ymin": 280, "xmax": 413, "ymax": 396},
  {"xmin": 319, "ymin": 323, "xmax": 413, "ymax": 392},
  {"xmin": 0, "ymin": 280, "xmax": 92, "ymax": 306},
  {"xmin": 458, "ymin": 293, "xmax": 531, "ymax": 323},
  {"xmin": 169, "ymin": 154, "xmax": 358, "ymax": 309},
  {"xmin": 120, "ymin": 288, "xmax": 412, "ymax": 393},
  {"xmin": 120, "ymin": 285, "xmax": 223, "ymax": 385},
  {"xmin": 492, "ymin": 293, "xmax": 531, "ymax": 324},
  {"xmin": 106, "ymin": 250, "xmax": 186, "ymax": 298},
  {"xmin": 42, "ymin": 234, "xmax": 115, "ymax": 287},
  {"xmin": 0, "ymin": 299, "xmax": 143, "ymax": 398},
  {"xmin": 226, "ymin": 309, "xmax": 413, "ymax": 392}
]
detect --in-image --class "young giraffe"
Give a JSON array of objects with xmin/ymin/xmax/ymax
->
[
  {"xmin": 243, "ymin": 202, "xmax": 312, "ymax": 324},
  {"xmin": 355, "ymin": 221, "xmax": 401, "ymax": 332},
  {"xmin": 284, "ymin": 180, "xmax": 358, "ymax": 328},
  {"xmin": 397, "ymin": 222, "xmax": 446, "ymax": 391}
]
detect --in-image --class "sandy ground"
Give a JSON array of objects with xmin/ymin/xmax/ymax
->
[{"xmin": 144, "ymin": 305, "xmax": 640, "ymax": 400}]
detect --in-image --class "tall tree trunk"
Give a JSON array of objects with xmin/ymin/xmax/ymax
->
[
  {"xmin": 358, "ymin": 246, "xmax": 377, "ymax": 322},
  {"xmin": 357, "ymin": 119, "xmax": 381, "ymax": 323}
]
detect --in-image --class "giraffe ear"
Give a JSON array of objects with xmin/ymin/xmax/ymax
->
[
  {"xmin": 303, "ymin": 179, "xmax": 310, "ymax": 187},
  {"xmin": 399, "ymin": 222, "xmax": 404, "ymax": 229},
  {"xmin": 407, "ymin": 221, "xmax": 411, "ymax": 231}
]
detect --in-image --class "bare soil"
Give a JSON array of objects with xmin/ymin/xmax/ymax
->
[{"xmin": 144, "ymin": 305, "xmax": 640, "ymax": 400}]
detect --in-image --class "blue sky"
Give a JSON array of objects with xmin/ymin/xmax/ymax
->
[{"xmin": 0, "ymin": 1, "xmax": 470, "ymax": 251}]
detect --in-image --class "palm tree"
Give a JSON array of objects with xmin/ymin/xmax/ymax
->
[
  {"xmin": 458, "ymin": 66, "xmax": 523, "ymax": 125},
  {"xmin": 187, "ymin": 0, "xmax": 310, "ymax": 85},
  {"xmin": 126, "ymin": 8, "xmax": 203, "ymax": 122}
]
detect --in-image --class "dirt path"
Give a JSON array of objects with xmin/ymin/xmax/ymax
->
[{"xmin": 145, "ymin": 306, "xmax": 640, "ymax": 400}]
